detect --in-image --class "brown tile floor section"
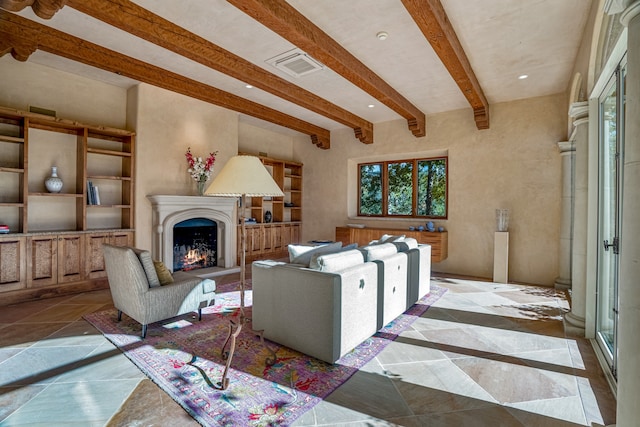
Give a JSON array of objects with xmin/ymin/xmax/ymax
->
[{"xmin": 0, "ymin": 271, "xmax": 616, "ymax": 426}]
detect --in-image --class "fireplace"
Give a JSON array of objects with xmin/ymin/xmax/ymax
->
[
  {"xmin": 173, "ymin": 218, "xmax": 217, "ymax": 271},
  {"xmin": 147, "ymin": 195, "xmax": 238, "ymax": 272}
]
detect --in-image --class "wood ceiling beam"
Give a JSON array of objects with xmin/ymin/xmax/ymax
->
[
  {"xmin": 226, "ymin": 0, "xmax": 427, "ymax": 138},
  {"xmin": 0, "ymin": 12, "xmax": 331, "ymax": 148},
  {"xmin": 0, "ymin": 0, "xmax": 66, "ymax": 19},
  {"xmin": 64, "ymin": 0, "xmax": 372, "ymax": 144},
  {"xmin": 401, "ymin": 0, "xmax": 490, "ymax": 129}
]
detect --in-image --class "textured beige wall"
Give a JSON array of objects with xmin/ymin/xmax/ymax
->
[
  {"xmin": 0, "ymin": 56, "xmax": 128, "ymax": 128},
  {"xmin": 129, "ymin": 84, "xmax": 240, "ymax": 251},
  {"xmin": 295, "ymin": 94, "xmax": 567, "ymax": 286},
  {"xmin": 238, "ymin": 122, "xmax": 296, "ymax": 160}
]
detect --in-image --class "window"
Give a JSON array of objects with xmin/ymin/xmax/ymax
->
[{"xmin": 358, "ymin": 157, "xmax": 447, "ymax": 218}]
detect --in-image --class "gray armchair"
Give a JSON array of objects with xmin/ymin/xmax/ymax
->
[{"xmin": 102, "ymin": 244, "xmax": 216, "ymax": 337}]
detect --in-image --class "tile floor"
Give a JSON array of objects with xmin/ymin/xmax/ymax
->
[{"xmin": 0, "ymin": 273, "xmax": 616, "ymax": 426}]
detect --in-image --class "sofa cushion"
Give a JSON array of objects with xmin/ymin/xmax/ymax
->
[
  {"xmin": 360, "ymin": 243, "xmax": 398, "ymax": 261},
  {"xmin": 153, "ymin": 260, "xmax": 174, "ymax": 285},
  {"xmin": 393, "ymin": 237, "xmax": 419, "ymax": 252},
  {"xmin": 288, "ymin": 242, "xmax": 343, "ymax": 266},
  {"xmin": 308, "ymin": 243, "xmax": 358, "ymax": 269},
  {"xmin": 131, "ymin": 248, "xmax": 161, "ymax": 287},
  {"xmin": 313, "ymin": 249, "xmax": 365, "ymax": 272}
]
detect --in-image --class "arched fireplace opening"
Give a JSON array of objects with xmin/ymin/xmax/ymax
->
[{"xmin": 173, "ymin": 217, "xmax": 217, "ymax": 271}]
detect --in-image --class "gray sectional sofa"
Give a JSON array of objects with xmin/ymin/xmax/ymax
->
[{"xmin": 251, "ymin": 236, "xmax": 432, "ymax": 363}]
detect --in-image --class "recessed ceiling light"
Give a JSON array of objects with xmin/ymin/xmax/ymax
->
[
  {"xmin": 368, "ymin": 104, "xmax": 375, "ymax": 108},
  {"xmin": 518, "ymin": 74, "xmax": 528, "ymax": 80},
  {"xmin": 245, "ymin": 84, "xmax": 253, "ymax": 88},
  {"xmin": 376, "ymin": 31, "xmax": 388, "ymax": 41}
]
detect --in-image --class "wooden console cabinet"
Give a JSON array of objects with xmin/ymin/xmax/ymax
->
[
  {"xmin": 240, "ymin": 222, "xmax": 300, "ymax": 263},
  {"xmin": 0, "ymin": 106, "xmax": 135, "ymax": 305},
  {"xmin": 335, "ymin": 226, "xmax": 448, "ymax": 262}
]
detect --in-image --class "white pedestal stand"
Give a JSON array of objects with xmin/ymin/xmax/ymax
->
[{"xmin": 493, "ymin": 232, "xmax": 509, "ymax": 283}]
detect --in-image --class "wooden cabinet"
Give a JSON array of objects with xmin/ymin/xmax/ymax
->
[
  {"xmin": 236, "ymin": 153, "xmax": 303, "ymax": 263},
  {"xmin": 240, "ymin": 223, "xmax": 301, "ymax": 263},
  {"xmin": 335, "ymin": 226, "xmax": 448, "ymax": 262},
  {"xmin": 85, "ymin": 230, "xmax": 133, "ymax": 279},
  {"xmin": 26, "ymin": 233, "xmax": 84, "ymax": 288},
  {"xmin": 0, "ymin": 106, "xmax": 136, "ymax": 305},
  {"xmin": 0, "ymin": 235, "xmax": 26, "ymax": 293},
  {"xmin": 26, "ymin": 235, "xmax": 59, "ymax": 288}
]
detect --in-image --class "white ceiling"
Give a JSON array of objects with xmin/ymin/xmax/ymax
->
[{"xmin": 12, "ymin": 0, "xmax": 593, "ymax": 136}]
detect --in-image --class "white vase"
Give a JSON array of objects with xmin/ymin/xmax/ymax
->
[{"xmin": 45, "ymin": 166, "xmax": 63, "ymax": 193}]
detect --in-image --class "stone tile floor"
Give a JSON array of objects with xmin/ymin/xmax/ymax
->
[{"xmin": 0, "ymin": 273, "xmax": 616, "ymax": 426}]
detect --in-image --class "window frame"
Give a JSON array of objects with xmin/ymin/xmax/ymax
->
[{"xmin": 357, "ymin": 156, "xmax": 448, "ymax": 219}]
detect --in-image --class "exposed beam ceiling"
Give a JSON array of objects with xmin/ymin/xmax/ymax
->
[
  {"xmin": 226, "ymin": 0, "xmax": 428, "ymax": 138},
  {"xmin": 401, "ymin": 0, "xmax": 490, "ymax": 129},
  {"xmin": 0, "ymin": 0, "xmax": 593, "ymax": 148},
  {"xmin": 0, "ymin": 11, "xmax": 332, "ymax": 148},
  {"xmin": 65, "ymin": 0, "xmax": 374, "ymax": 144}
]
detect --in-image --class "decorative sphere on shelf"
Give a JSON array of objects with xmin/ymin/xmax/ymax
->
[{"xmin": 438, "ymin": 226, "xmax": 445, "ymax": 232}]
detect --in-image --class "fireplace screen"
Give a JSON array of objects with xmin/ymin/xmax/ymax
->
[{"xmin": 173, "ymin": 218, "xmax": 217, "ymax": 271}]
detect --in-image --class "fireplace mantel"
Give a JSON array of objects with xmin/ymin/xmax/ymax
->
[{"xmin": 147, "ymin": 195, "xmax": 238, "ymax": 270}]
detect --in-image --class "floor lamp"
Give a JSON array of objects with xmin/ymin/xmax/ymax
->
[{"xmin": 204, "ymin": 155, "xmax": 283, "ymax": 388}]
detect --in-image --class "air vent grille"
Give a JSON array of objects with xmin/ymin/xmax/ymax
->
[{"xmin": 266, "ymin": 48, "xmax": 324, "ymax": 78}]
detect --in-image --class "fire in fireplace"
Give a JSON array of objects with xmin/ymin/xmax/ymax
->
[{"xmin": 173, "ymin": 218, "xmax": 217, "ymax": 271}]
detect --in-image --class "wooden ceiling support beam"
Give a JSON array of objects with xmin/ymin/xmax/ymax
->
[
  {"xmin": 227, "ymin": 0, "xmax": 426, "ymax": 138},
  {"xmin": 0, "ymin": 12, "xmax": 331, "ymax": 148},
  {"xmin": 64, "ymin": 0, "xmax": 372, "ymax": 144},
  {"xmin": 0, "ymin": 0, "xmax": 66, "ymax": 19},
  {"xmin": 401, "ymin": 0, "xmax": 490, "ymax": 130}
]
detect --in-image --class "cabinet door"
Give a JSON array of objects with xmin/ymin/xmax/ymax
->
[
  {"xmin": 85, "ymin": 232, "xmax": 110, "ymax": 279},
  {"xmin": 0, "ymin": 236, "xmax": 26, "ymax": 293},
  {"xmin": 27, "ymin": 235, "xmax": 58, "ymax": 288},
  {"xmin": 110, "ymin": 231, "xmax": 133, "ymax": 247},
  {"xmin": 57, "ymin": 234, "xmax": 84, "ymax": 284},
  {"xmin": 290, "ymin": 224, "xmax": 300, "ymax": 244},
  {"xmin": 262, "ymin": 225, "xmax": 274, "ymax": 252},
  {"xmin": 335, "ymin": 227, "xmax": 354, "ymax": 245},
  {"xmin": 279, "ymin": 224, "xmax": 291, "ymax": 248},
  {"xmin": 271, "ymin": 224, "xmax": 283, "ymax": 251}
]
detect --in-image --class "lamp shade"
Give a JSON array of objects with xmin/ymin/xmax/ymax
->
[{"xmin": 204, "ymin": 155, "xmax": 284, "ymax": 197}]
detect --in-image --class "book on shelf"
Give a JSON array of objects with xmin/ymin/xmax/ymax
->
[
  {"xmin": 94, "ymin": 185, "xmax": 101, "ymax": 205},
  {"xmin": 86, "ymin": 181, "xmax": 100, "ymax": 205}
]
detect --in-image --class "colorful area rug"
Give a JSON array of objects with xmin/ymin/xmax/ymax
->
[{"xmin": 84, "ymin": 281, "xmax": 446, "ymax": 426}]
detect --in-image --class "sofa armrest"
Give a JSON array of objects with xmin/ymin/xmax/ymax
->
[
  {"xmin": 406, "ymin": 244, "xmax": 432, "ymax": 307},
  {"xmin": 251, "ymin": 261, "xmax": 378, "ymax": 363}
]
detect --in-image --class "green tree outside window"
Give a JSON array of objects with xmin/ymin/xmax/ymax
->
[{"xmin": 358, "ymin": 157, "xmax": 447, "ymax": 218}]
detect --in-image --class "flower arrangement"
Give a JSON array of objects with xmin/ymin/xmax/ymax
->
[{"xmin": 185, "ymin": 147, "xmax": 218, "ymax": 183}]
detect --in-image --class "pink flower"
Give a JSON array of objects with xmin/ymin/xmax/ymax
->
[{"xmin": 185, "ymin": 147, "xmax": 218, "ymax": 182}]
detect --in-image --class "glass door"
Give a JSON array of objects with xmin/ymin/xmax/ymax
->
[{"xmin": 596, "ymin": 61, "xmax": 625, "ymax": 377}]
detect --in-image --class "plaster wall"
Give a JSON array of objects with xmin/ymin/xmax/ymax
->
[
  {"xmin": 128, "ymin": 83, "xmax": 240, "ymax": 251},
  {"xmin": 295, "ymin": 94, "xmax": 567, "ymax": 286},
  {"xmin": 569, "ymin": 0, "xmax": 601, "ymax": 103},
  {"xmin": 0, "ymin": 56, "xmax": 127, "ymax": 128},
  {"xmin": 238, "ymin": 121, "xmax": 297, "ymax": 160}
]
